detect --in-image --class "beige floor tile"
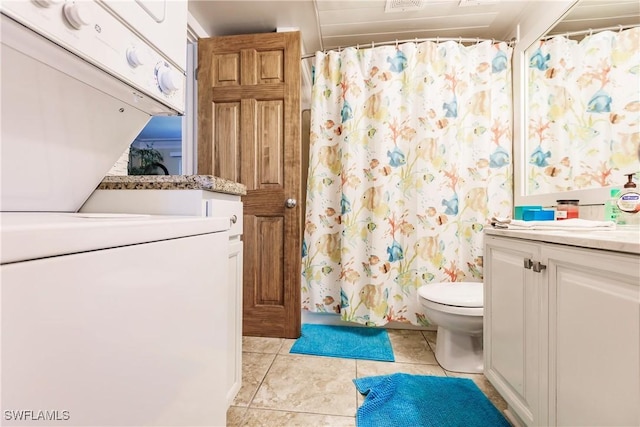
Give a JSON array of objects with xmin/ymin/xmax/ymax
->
[
  {"xmin": 251, "ymin": 354, "xmax": 357, "ymax": 417},
  {"xmin": 445, "ymin": 370, "xmax": 508, "ymax": 413},
  {"xmin": 278, "ymin": 338, "xmax": 296, "ymax": 354},
  {"xmin": 421, "ymin": 330, "xmax": 438, "ymax": 352},
  {"xmin": 233, "ymin": 352, "xmax": 277, "ymax": 407},
  {"xmin": 226, "ymin": 406, "xmax": 248, "ymax": 427},
  {"xmin": 387, "ymin": 329, "xmax": 437, "ymax": 364},
  {"xmin": 237, "ymin": 408, "xmax": 356, "ymax": 427},
  {"xmin": 242, "ymin": 336, "xmax": 284, "ymax": 354}
]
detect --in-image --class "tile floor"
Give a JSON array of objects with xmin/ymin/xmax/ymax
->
[{"xmin": 227, "ymin": 329, "xmax": 507, "ymax": 427}]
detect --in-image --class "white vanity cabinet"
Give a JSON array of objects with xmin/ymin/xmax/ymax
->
[
  {"xmin": 484, "ymin": 231, "xmax": 640, "ymax": 427},
  {"xmin": 484, "ymin": 236, "xmax": 544, "ymax": 426}
]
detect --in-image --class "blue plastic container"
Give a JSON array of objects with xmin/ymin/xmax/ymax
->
[
  {"xmin": 522, "ymin": 209, "xmax": 555, "ymax": 221},
  {"xmin": 514, "ymin": 205, "xmax": 542, "ymax": 220}
]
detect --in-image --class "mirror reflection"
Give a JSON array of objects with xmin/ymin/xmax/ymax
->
[{"xmin": 524, "ymin": 0, "xmax": 640, "ymax": 196}]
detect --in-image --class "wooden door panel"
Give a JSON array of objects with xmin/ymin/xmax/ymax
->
[
  {"xmin": 257, "ymin": 217, "xmax": 284, "ymax": 305},
  {"xmin": 257, "ymin": 100, "xmax": 283, "ymax": 186},
  {"xmin": 198, "ymin": 31, "xmax": 301, "ymax": 339},
  {"xmin": 214, "ymin": 54, "xmax": 240, "ymax": 86},
  {"xmin": 214, "ymin": 102, "xmax": 240, "ymax": 182},
  {"xmin": 242, "ymin": 214, "xmax": 286, "ymax": 336},
  {"xmin": 258, "ymin": 51, "xmax": 284, "ymax": 83}
]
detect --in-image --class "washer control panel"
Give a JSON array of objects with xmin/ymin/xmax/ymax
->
[{"xmin": 1, "ymin": 0, "xmax": 185, "ymax": 114}]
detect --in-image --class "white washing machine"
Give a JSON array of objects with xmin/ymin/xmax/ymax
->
[{"xmin": 1, "ymin": 2, "xmax": 229, "ymax": 426}]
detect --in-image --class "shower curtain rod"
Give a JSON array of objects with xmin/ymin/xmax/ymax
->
[
  {"xmin": 300, "ymin": 36, "xmax": 513, "ymax": 59},
  {"xmin": 541, "ymin": 23, "xmax": 638, "ymax": 40}
]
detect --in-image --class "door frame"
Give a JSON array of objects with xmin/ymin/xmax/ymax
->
[{"xmin": 182, "ymin": 13, "xmax": 210, "ymax": 175}]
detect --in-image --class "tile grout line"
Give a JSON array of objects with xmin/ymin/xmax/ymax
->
[{"xmin": 244, "ymin": 349, "xmax": 280, "ymax": 409}]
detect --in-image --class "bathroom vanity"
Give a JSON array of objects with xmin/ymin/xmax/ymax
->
[
  {"xmin": 81, "ymin": 175, "xmax": 246, "ymax": 410},
  {"xmin": 484, "ymin": 228, "xmax": 639, "ymax": 427}
]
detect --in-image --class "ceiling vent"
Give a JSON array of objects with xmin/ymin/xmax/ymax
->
[{"xmin": 384, "ymin": 0, "xmax": 427, "ymax": 12}]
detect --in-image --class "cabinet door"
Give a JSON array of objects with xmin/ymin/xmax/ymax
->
[
  {"xmin": 484, "ymin": 236, "xmax": 546, "ymax": 426},
  {"xmin": 546, "ymin": 245, "xmax": 639, "ymax": 427},
  {"xmin": 226, "ymin": 239, "xmax": 244, "ymax": 406}
]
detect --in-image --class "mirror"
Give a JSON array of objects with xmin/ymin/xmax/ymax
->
[{"xmin": 522, "ymin": 0, "xmax": 640, "ymax": 200}]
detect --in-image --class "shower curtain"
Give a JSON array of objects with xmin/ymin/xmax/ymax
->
[
  {"xmin": 301, "ymin": 40, "xmax": 513, "ymax": 326},
  {"xmin": 526, "ymin": 27, "xmax": 640, "ymax": 195}
]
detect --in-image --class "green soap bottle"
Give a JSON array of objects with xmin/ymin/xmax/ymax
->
[{"xmin": 604, "ymin": 188, "xmax": 621, "ymax": 223}]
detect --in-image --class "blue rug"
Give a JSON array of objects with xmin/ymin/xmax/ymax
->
[
  {"xmin": 354, "ymin": 373, "xmax": 510, "ymax": 427},
  {"xmin": 289, "ymin": 324, "xmax": 394, "ymax": 361}
]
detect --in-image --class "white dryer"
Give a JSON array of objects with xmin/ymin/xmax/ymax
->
[{"xmin": 1, "ymin": 2, "xmax": 229, "ymax": 426}]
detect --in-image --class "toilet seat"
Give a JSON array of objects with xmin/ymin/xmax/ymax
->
[
  {"xmin": 419, "ymin": 297, "xmax": 483, "ymax": 316},
  {"xmin": 418, "ymin": 282, "xmax": 483, "ymax": 307}
]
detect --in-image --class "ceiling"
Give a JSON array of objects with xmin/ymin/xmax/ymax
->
[{"xmin": 187, "ymin": 0, "xmax": 639, "ymax": 55}]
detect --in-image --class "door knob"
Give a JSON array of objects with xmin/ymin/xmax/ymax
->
[{"xmin": 285, "ymin": 198, "xmax": 297, "ymax": 208}]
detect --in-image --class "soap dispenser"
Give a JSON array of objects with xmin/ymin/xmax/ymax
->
[{"xmin": 616, "ymin": 173, "xmax": 640, "ymax": 225}]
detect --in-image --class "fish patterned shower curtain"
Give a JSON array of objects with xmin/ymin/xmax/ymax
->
[
  {"xmin": 526, "ymin": 27, "xmax": 640, "ymax": 195},
  {"xmin": 302, "ymin": 40, "xmax": 513, "ymax": 326}
]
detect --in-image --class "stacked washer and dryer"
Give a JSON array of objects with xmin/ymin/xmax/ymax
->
[{"xmin": 1, "ymin": 1, "xmax": 230, "ymax": 425}]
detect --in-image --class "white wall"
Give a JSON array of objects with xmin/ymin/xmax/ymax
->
[{"xmin": 107, "ymin": 148, "xmax": 131, "ymax": 176}]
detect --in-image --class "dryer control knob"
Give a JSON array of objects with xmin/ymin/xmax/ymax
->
[
  {"xmin": 63, "ymin": 2, "xmax": 92, "ymax": 29},
  {"xmin": 157, "ymin": 66, "xmax": 182, "ymax": 95},
  {"xmin": 127, "ymin": 48, "xmax": 149, "ymax": 68}
]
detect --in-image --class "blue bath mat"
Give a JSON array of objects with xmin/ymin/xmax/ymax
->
[
  {"xmin": 289, "ymin": 324, "xmax": 394, "ymax": 361},
  {"xmin": 354, "ymin": 373, "xmax": 509, "ymax": 427}
]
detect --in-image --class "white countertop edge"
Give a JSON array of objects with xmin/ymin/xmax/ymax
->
[{"xmin": 484, "ymin": 227, "xmax": 640, "ymax": 255}]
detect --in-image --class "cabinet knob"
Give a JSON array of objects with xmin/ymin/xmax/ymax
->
[
  {"xmin": 532, "ymin": 261, "xmax": 547, "ymax": 273},
  {"xmin": 524, "ymin": 258, "xmax": 533, "ymax": 269},
  {"xmin": 230, "ymin": 215, "xmax": 238, "ymax": 226}
]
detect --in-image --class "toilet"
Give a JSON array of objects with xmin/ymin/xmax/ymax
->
[{"xmin": 418, "ymin": 282, "xmax": 484, "ymax": 374}]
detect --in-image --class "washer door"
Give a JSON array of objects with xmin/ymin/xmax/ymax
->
[{"xmin": 1, "ymin": 232, "xmax": 229, "ymax": 426}]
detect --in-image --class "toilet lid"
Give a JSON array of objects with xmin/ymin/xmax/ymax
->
[{"xmin": 418, "ymin": 282, "xmax": 483, "ymax": 307}]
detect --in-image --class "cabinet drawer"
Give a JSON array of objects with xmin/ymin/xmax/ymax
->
[{"xmin": 206, "ymin": 199, "xmax": 243, "ymax": 237}]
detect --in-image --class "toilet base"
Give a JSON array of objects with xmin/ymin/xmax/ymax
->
[{"xmin": 434, "ymin": 326, "xmax": 483, "ymax": 374}]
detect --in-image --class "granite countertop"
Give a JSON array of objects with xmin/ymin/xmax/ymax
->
[
  {"xmin": 98, "ymin": 175, "xmax": 246, "ymax": 196},
  {"xmin": 485, "ymin": 226, "xmax": 640, "ymax": 255}
]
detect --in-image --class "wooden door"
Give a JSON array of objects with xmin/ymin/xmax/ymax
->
[{"xmin": 197, "ymin": 32, "xmax": 301, "ymax": 339}]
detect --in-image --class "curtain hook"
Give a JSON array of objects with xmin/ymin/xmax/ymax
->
[
  {"xmin": 476, "ymin": 37, "xmax": 480, "ymax": 45},
  {"xmin": 619, "ymin": 24, "xmax": 624, "ymax": 34},
  {"xmin": 589, "ymin": 28, "xmax": 593, "ymax": 37},
  {"xmin": 356, "ymin": 43, "xmax": 359, "ymax": 50},
  {"xmin": 395, "ymin": 39, "xmax": 399, "ymax": 48},
  {"xmin": 436, "ymin": 36, "xmax": 439, "ymax": 45},
  {"xmin": 372, "ymin": 41, "xmax": 375, "ymax": 48}
]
